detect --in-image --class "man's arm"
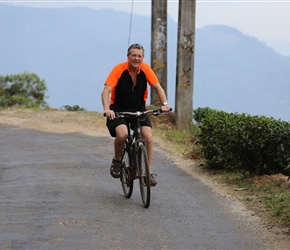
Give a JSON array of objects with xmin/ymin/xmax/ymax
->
[
  {"xmin": 152, "ymin": 83, "xmax": 171, "ymax": 112},
  {"xmin": 101, "ymin": 85, "xmax": 115, "ymax": 119}
]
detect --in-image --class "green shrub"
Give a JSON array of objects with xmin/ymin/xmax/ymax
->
[
  {"xmin": 193, "ymin": 107, "xmax": 290, "ymax": 176},
  {"xmin": 61, "ymin": 105, "xmax": 86, "ymax": 111}
]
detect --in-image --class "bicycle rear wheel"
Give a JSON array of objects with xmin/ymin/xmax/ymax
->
[
  {"xmin": 120, "ymin": 148, "xmax": 133, "ymax": 198},
  {"xmin": 138, "ymin": 143, "xmax": 151, "ymax": 208}
]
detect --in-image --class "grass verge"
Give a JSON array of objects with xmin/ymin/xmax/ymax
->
[{"xmin": 152, "ymin": 115, "xmax": 290, "ymax": 235}]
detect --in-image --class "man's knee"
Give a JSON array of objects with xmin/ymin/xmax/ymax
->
[
  {"xmin": 141, "ymin": 126, "xmax": 153, "ymax": 143},
  {"xmin": 115, "ymin": 124, "xmax": 128, "ymax": 140}
]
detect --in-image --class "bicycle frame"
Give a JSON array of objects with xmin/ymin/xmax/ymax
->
[
  {"xmin": 105, "ymin": 108, "xmax": 171, "ymax": 207},
  {"xmin": 120, "ymin": 112, "xmax": 148, "ymax": 179},
  {"xmin": 117, "ymin": 109, "xmax": 168, "ymax": 174}
]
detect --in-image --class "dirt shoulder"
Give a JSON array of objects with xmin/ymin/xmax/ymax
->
[
  {"xmin": 1, "ymin": 108, "xmax": 289, "ymax": 249},
  {"xmin": 0, "ymin": 108, "xmax": 109, "ymax": 137}
]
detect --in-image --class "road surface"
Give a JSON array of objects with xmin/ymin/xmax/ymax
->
[{"xmin": 0, "ymin": 124, "xmax": 277, "ymax": 249}]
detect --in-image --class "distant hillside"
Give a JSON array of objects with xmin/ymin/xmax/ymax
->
[
  {"xmin": 195, "ymin": 25, "xmax": 290, "ymax": 120},
  {"xmin": 1, "ymin": 4, "xmax": 290, "ymax": 121}
]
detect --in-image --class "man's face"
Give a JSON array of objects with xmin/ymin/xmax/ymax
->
[{"xmin": 127, "ymin": 48, "xmax": 144, "ymax": 69}]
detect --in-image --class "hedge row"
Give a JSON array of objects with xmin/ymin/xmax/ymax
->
[{"xmin": 193, "ymin": 107, "xmax": 290, "ymax": 176}]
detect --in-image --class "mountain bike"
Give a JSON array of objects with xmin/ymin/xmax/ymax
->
[{"xmin": 114, "ymin": 108, "xmax": 171, "ymax": 208}]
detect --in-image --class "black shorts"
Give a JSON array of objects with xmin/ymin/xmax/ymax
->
[{"xmin": 106, "ymin": 116, "xmax": 152, "ymax": 137}]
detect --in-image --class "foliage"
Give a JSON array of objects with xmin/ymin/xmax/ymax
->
[
  {"xmin": 193, "ymin": 107, "xmax": 290, "ymax": 176},
  {"xmin": 0, "ymin": 72, "xmax": 48, "ymax": 108},
  {"xmin": 193, "ymin": 106, "xmax": 216, "ymax": 124},
  {"xmin": 61, "ymin": 105, "xmax": 86, "ymax": 111},
  {"xmin": 155, "ymin": 108, "xmax": 290, "ymax": 231}
]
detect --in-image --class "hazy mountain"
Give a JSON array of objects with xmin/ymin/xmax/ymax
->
[
  {"xmin": 194, "ymin": 25, "xmax": 290, "ymax": 120},
  {"xmin": 1, "ymin": 4, "xmax": 290, "ymax": 121}
]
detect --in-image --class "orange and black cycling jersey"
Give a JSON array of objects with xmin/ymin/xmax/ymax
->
[{"xmin": 105, "ymin": 61, "xmax": 159, "ymax": 112}]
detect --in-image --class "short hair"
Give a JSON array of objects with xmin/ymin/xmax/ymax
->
[{"xmin": 127, "ymin": 43, "xmax": 145, "ymax": 56}]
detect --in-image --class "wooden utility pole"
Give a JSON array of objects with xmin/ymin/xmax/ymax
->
[
  {"xmin": 175, "ymin": 0, "xmax": 196, "ymax": 129},
  {"xmin": 151, "ymin": 0, "xmax": 167, "ymax": 106}
]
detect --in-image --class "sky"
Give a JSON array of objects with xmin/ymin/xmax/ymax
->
[{"xmin": 2, "ymin": 0, "xmax": 290, "ymax": 56}]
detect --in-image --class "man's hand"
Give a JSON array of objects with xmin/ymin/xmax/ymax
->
[
  {"xmin": 104, "ymin": 110, "xmax": 115, "ymax": 120},
  {"xmin": 161, "ymin": 104, "xmax": 171, "ymax": 112}
]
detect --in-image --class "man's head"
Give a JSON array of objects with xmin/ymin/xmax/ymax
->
[
  {"xmin": 127, "ymin": 43, "xmax": 144, "ymax": 70},
  {"xmin": 127, "ymin": 43, "xmax": 145, "ymax": 56}
]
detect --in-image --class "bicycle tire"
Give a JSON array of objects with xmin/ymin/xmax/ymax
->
[
  {"xmin": 137, "ymin": 143, "xmax": 151, "ymax": 208},
  {"xmin": 120, "ymin": 148, "xmax": 133, "ymax": 198}
]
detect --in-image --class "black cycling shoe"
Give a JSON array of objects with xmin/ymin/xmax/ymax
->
[{"xmin": 110, "ymin": 159, "xmax": 122, "ymax": 178}]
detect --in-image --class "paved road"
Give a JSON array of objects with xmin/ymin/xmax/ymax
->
[{"xmin": 0, "ymin": 124, "xmax": 270, "ymax": 249}]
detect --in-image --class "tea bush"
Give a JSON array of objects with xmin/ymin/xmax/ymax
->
[{"xmin": 193, "ymin": 107, "xmax": 290, "ymax": 176}]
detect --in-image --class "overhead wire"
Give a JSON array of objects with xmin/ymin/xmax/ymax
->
[{"xmin": 128, "ymin": 0, "xmax": 134, "ymax": 47}]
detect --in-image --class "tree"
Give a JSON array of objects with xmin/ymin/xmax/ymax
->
[
  {"xmin": 151, "ymin": 0, "xmax": 167, "ymax": 106},
  {"xmin": 0, "ymin": 72, "xmax": 48, "ymax": 108},
  {"xmin": 175, "ymin": 0, "xmax": 196, "ymax": 129}
]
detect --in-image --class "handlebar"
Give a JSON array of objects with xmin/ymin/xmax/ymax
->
[{"xmin": 103, "ymin": 108, "xmax": 172, "ymax": 118}]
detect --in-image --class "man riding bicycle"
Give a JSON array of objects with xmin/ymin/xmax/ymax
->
[{"xmin": 101, "ymin": 43, "xmax": 171, "ymax": 186}]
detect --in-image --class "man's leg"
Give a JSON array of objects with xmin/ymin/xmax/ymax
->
[
  {"xmin": 114, "ymin": 124, "xmax": 128, "ymax": 160},
  {"xmin": 107, "ymin": 121, "xmax": 128, "ymax": 178}
]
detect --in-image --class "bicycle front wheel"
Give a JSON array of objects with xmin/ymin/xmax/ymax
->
[
  {"xmin": 120, "ymin": 148, "xmax": 133, "ymax": 198},
  {"xmin": 137, "ymin": 143, "xmax": 151, "ymax": 208}
]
